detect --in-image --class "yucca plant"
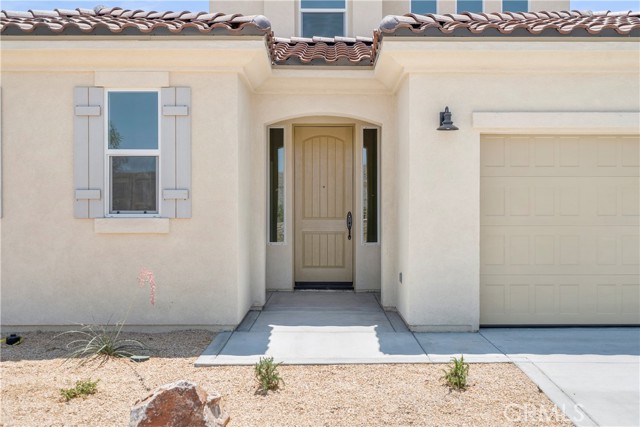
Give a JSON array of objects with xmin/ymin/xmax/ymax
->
[
  {"xmin": 58, "ymin": 320, "xmax": 147, "ymax": 366},
  {"xmin": 442, "ymin": 355, "xmax": 470, "ymax": 390},
  {"xmin": 254, "ymin": 357, "xmax": 284, "ymax": 393}
]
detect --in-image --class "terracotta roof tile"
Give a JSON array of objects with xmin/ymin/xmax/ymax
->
[
  {"xmin": 271, "ymin": 36, "xmax": 375, "ymax": 66},
  {"xmin": 0, "ymin": 7, "xmax": 271, "ymax": 36},
  {"xmin": 378, "ymin": 10, "xmax": 640, "ymax": 37}
]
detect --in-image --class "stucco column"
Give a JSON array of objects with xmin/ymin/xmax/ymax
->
[{"xmin": 397, "ymin": 74, "xmax": 480, "ymax": 332}]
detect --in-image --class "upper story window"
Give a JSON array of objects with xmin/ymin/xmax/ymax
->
[
  {"xmin": 106, "ymin": 90, "xmax": 160, "ymax": 216},
  {"xmin": 503, "ymin": 0, "xmax": 528, "ymax": 11},
  {"xmin": 457, "ymin": 0, "xmax": 483, "ymax": 13},
  {"xmin": 411, "ymin": 0, "xmax": 438, "ymax": 14},
  {"xmin": 300, "ymin": 0, "xmax": 346, "ymax": 38}
]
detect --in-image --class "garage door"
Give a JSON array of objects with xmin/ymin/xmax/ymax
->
[{"xmin": 480, "ymin": 135, "xmax": 640, "ymax": 325}]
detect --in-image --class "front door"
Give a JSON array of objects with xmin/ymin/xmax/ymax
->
[{"xmin": 294, "ymin": 126, "xmax": 353, "ymax": 286}]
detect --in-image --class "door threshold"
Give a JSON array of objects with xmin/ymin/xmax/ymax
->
[{"xmin": 295, "ymin": 282, "xmax": 354, "ymax": 290}]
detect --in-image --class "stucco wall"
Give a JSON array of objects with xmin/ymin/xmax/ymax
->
[
  {"xmin": 1, "ymin": 36, "xmax": 637, "ymax": 332},
  {"xmin": 394, "ymin": 76, "xmax": 411, "ymax": 317},
  {"xmin": 0, "ymin": 70, "xmax": 251, "ymax": 329}
]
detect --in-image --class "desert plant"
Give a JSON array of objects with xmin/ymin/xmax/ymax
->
[
  {"xmin": 254, "ymin": 357, "xmax": 284, "ymax": 393},
  {"xmin": 58, "ymin": 268, "xmax": 156, "ymax": 365},
  {"xmin": 60, "ymin": 379, "xmax": 99, "ymax": 401},
  {"xmin": 442, "ymin": 355, "xmax": 469, "ymax": 390},
  {"xmin": 58, "ymin": 320, "xmax": 147, "ymax": 365}
]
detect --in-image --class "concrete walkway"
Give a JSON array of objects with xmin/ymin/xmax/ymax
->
[{"xmin": 196, "ymin": 291, "xmax": 640, "ymax": 427}]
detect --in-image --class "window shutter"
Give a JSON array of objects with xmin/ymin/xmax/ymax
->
[
  {"xmin": 0, "ymin": 87, "xmax": 3, "ymax": 218},
  {"xmin": 161, "ymin": 87, "xmax": 191, "ymax": 218},
  {"xmin": 74, "ymin": 87, "xmax": 105, "ymax": 218}
]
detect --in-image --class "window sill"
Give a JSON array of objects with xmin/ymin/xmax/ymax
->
[{"xmin": 94, "ymin": 218, "xmax": 170, "ymax": 234}]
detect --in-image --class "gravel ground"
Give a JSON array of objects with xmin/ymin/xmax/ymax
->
[{"xmin": 0, "ymin": 330, "xmax": 572, "ymax": 427}]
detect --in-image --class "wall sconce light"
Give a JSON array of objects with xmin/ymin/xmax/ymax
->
[{"xmin": 437, "ymin": 106, "xmax": 459, "ymax": 131}]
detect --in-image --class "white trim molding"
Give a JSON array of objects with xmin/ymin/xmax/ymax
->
[{"xmin": 472, "ymin": 112, "xmax": 640, "ymax": 134}]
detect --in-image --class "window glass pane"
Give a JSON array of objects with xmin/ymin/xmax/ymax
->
[
  {"xmin": 503, "ymin": 0, "xmax": 528, "ymax": 11},
  {"xmin": 457, "ymin": 0, "xmax": 483, "ymax": 13},
  {"xmin": 363, "ymin": 129, "xmax": 378, "ymax": 243},
  {"xmin": 302, "ymin": 12, "xmax": 344, "ymax": 37},
  {"xmin": 411, "ymin": 0, "xmax": 438, "ymax": 14},
  {"xmin": 269, "ymin": 129, "xmax": 285, "ymax": 243},
  {"xmin": 301, "ymin": 0, "xmax": 345, "ymax": 9},
  {"xmin": 111, "ymin": 156, "xmax": 157, "ymax": 213},
  {"xmin": 108, "ymin": 92, "xmax": 158, "ymax": 149}
]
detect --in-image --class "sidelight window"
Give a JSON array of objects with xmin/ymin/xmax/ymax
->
[
  {"xmin": 362, "ymin": 128, "xmax": 378, "ymax": 243},
  {"xmin": 269, "ymin": 128, "xmax": 285, "ymax": 243}
]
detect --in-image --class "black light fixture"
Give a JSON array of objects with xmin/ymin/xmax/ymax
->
[{"xmin": 437, "ymin": 106, "xmax": 459, "ymax": 131}]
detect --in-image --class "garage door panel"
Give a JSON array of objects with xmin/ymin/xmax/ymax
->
[
  {"xmin": 481, "ymin": 226, "xmax": 640, "ymax": 275},
  {"xmin": 481, "ymin": 177, "xmax": 639, "ymax": 226},
  {"xmin": 481, "ymin": 135, "xmax": 640, "ymax": 177},
  {"xmin": 481, "ymin": 134, "xmax": 639, "ymax": 325},
  {"xmin": 480, "ymin": 275, "xmax": 640, "ymax": 325}
]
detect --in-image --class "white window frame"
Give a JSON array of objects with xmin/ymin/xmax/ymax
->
[
  {"xmin": 104, "ymin": 88, "xmax": 161, "ymax": 218},
  {"xmin": 299, "ymin": 0, "xmax": 347, "ymax": 37}
]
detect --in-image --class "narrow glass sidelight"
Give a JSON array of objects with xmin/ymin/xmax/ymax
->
[
  {"xmin": 362, "ymin": 128, "xmax": 378, "ymax": 243},
  {"xmin": 269, "ymin": 128, "xmax": 285, "ymax": 243}
]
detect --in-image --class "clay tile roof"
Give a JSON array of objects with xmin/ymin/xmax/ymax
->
[
  {"xmin": 271, "ymin": 35, "xmax": 376, "ymax": 66},
  {"xmin": 378, "ymin": 10, "xmax": 640, "ymax": 37},
  {"xmin": 0, "ymin": 7, "xmax": 271, "ymax": 36}
]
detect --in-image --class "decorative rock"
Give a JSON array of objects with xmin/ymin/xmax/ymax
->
[{"xmin": 130, "ymin": 380, "xmax": 229, "ymax": 427}]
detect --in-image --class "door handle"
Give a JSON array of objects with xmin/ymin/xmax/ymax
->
[{"xmin": 346, "ymin": 211, "xmax": 352, "ymax": 240}]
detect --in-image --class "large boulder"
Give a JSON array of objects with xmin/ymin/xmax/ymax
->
[{"xmin": 130, "ymin": 380, "xmax": 229, "ymax": 427}]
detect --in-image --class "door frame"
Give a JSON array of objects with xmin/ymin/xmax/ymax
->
[{"xmin": 265, "ymin": 118, "xmax": 382, "ymax": 293}]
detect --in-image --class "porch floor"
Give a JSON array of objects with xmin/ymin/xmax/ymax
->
[{"xmin": 197, "ymin": 291, "xmax": 437, "ymax": 365}]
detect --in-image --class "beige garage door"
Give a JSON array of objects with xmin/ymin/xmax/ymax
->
[{"xmin": 480, "ymin": 135, "xmax": 640, "ymax": 325}]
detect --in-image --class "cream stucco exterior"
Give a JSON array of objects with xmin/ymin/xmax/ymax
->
[{"xmin": 1, "ymin": 29, "xmax": 638, "ymax": 331}]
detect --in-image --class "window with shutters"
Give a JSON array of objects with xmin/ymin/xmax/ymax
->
[
  {"xmin": 74, "ymin": 86, "xmax": 191, "ymax": 220},
  {"xmin": 106, "ymin": 90, "xmax": 160, "ymax": 216}
]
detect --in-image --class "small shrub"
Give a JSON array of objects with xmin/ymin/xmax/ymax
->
[
  {"xmin": 60, "ymin": 379, "xmax": 99, "ymax": 401},
  {"xmin": 254, "ymin": 357, "xmax": 284, "ymax": 393},
  {"xmin": 442, "ymin": 355, "xmax": 469, "ymax": 390},
  {"xmin": 58, "ymin": 321, "xmax": 147, "ymax": 365}
]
